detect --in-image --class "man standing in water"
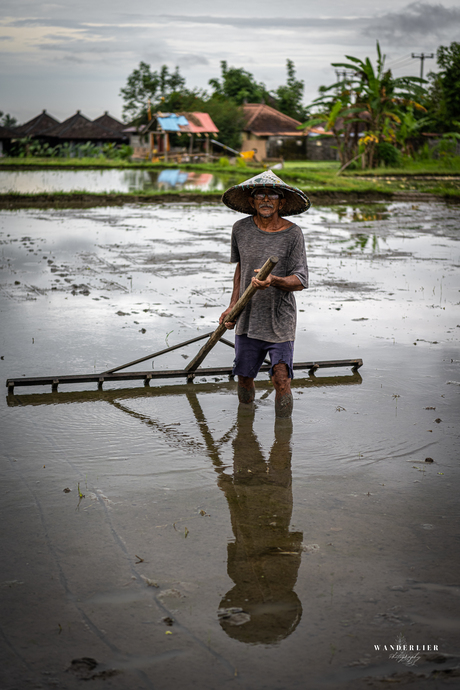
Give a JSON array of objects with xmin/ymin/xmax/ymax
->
[{"xmin": 219, "ymin": 171, "xmax": 310, "ymax": 418}]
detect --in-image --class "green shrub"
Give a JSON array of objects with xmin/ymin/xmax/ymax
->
[
  {"xmin": 101, "ymin": 142, "xmax": 118, "ymax": 159},
  {"xmin": 117, "ymin": 144, "xmax": 133, "ymax": 160},
  {"xmin": 218, "ymin": 156, "xmax": 231, "ymax": 167},
  {"xmin": 76, "ymin": 142, "xmax": 100, "ymax": 158},
  {"xmin": 376, "ymin": 142, "xmax": 402, "ymax": 167},
  {"xmin": 414, "ymin": 142, "xmax": 433, "ymax": 161}
]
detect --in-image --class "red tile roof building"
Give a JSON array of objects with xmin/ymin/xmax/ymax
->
[{"xmin": 242, "ymin": 103, "xmax": 336, "ymax": 161}]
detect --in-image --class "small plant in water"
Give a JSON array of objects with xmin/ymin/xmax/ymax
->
[
  {"xmin": 76, "ymin": 482, "xmax": 85, "ymax": 510},
  {"xmin": 329, "ymin": 643, "xmax": 336, "ymax": 664}
]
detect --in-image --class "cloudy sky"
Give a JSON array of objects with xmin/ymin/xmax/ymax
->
[{"xmin": 1, "ymin": 0, "xmax": 459, "ymax": 125}]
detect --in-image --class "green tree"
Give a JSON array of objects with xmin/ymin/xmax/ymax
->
[
  {"xmin": 120, "ymin": 62, "xmax": 186, "ymax": 122},
  {"xmin": 426, "ymin": 42, "xmax": 460, "ymax": 132},
  {"xmin": 202, "ymin": 97, "xmax": 245, "ymax": 150},
  {"xmin": 209, "ymin": 61, "xmax": 270, "ymax": 105},
  {"xmin": 301, "ymin": 87, "xmax": 361, "ymax": 169},
  {"xmin": 0, "ymin": 112, "xmax": 17, "ymax": 128},
  {"xmin": 396, "ymin": 105, "xmax": 430, "ymax": 155},
  {"xmin": 275, "ymin": 60, "xmax": 306, "ymax": 120}
]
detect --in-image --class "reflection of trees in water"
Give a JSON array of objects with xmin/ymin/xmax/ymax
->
[
  {"xmin": 335, "ymin": 204, "xmax": 390, "ymax": 223},
  {"xmin": 334, "ymin": 232, "xmax": 383, "ymax": 253},
  {"xmin": 331, "ymin": 205, "xmax": 391, "ymax": 253}
]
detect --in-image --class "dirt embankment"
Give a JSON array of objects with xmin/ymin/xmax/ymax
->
[{"xmin": 0, "ymin": 190, "xmax": 454, "ymax": 209}]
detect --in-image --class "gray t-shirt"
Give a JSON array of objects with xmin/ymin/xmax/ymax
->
[{"xmin": 230, "ymin": 216, "xmax": 308, "ymax": 342}]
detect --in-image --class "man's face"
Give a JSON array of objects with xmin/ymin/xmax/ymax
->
[{"xmin": 249, "ymin": 190, "xmax": 286, "ymax": 218}]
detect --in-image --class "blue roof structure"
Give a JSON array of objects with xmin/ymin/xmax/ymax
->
[
  {"xmin": 157, "ymin": 169, "xmax": 189, "ymax": 188},
  {"xmin": 157, "ymin": 114, "xmax": 189, "ymax": 132}
]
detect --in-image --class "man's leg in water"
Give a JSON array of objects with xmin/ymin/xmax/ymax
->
[
  {"xmin": 237, "ymin": 375, "xmax": 255, "ymax": 404},
  {"xmin": 233, "ymin": 335, "xmax": 265, "ymax": 405},
  {"xmin": 272, "ymin": 362, "xmax": 293, "ymax": 418}
]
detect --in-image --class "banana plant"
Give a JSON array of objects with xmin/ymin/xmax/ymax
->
[
  {"xmin": 332, "ymin": 42, "xmax": 426, "ymax": 167},
  {"xmin": 302, "ymin": 42, "xmax": 426, "ymax": 169}
]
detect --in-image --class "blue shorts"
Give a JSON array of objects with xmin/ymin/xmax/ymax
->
[{"xmin": 232, "ymin": 334, "xmax": 294, "ymax": 380}]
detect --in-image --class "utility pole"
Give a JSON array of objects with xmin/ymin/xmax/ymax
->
[
  {"xmin": 411, "ymin": 53, "xmax": 434, "ymax": 80},
  {"xmin": 335, "ymin": 69, "xmax": 355, "ymax": 83}
]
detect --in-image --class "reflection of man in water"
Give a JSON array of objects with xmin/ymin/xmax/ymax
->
[{"xmin": 217, "ymin": 411, "xmax": 303, "ymax": 644}]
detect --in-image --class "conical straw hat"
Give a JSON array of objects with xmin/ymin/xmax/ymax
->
[{"xmin": 222, "ymin": 170, "xmax": 310, "ymax": 216}]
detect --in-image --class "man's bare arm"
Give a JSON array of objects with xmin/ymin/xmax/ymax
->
[
  {"xmin": 219, "ymin": 263, "xmax": 241, "ymax": 329},
  {"xmin": 252, "ymin": 271, "xmax": 304, "ymax": 292}
]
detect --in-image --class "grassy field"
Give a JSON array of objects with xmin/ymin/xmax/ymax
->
[
  {"xmin": 283, "ymin": 159, "xmax": 460, "ymax": 196},
  {"xmin": 283, "ymin": 159, "xmax": 460, "ymax": 175},
  {"xmin": 0, "ymin": 156, "xmax": 151, "ymax": 169}
]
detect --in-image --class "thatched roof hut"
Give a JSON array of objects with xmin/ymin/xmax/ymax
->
[
  {"xmin": 15, "ymin": 110, "xmax": 60, "ymax": 137},
  {"xmin": 42, "ymin": 111, "xmax": 127, "ymax": 143},
  {"xmin": 93, "ymin": 111, "xmax": 126, "ymax": 134}
]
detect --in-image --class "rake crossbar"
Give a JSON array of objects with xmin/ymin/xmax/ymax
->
[{"xmin": 6, "ymin": 359, "xmax": 363, "ymax": 392}]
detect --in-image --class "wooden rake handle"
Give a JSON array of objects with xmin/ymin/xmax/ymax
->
[{"xmin": 185, "ymin": 255, "xmax": 279, "ymax": 375}]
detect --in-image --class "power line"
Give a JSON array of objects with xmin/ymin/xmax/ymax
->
[
  {"xmin": 411, "ymin": 52, "xmax": 434, "ymax": 79},
  {"xmin": 389, "ymin": 59, "xmax": 419, "ymax": 75},
  {"xmin": 386, "ymin": 54, "xmax": 413, "ymax": 68},
  {"xmin": 387, "ymin": 58, "xmax": 414, "ymax": 71}
]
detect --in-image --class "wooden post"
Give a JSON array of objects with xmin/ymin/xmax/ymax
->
[
  {"xmin": 185, "ymin": 256, "xmax": 278, "ymax": 375},
  {"xmin": 164, "ymin": 132, "xmax": 168, "ymax": 162}
]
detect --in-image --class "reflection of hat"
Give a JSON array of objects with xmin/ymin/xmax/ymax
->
[
  {"xmin": 218, "ymin": 590, "xmax": 303, "ymax": 645},
  {"xmin": 222, "ymin": 170, "xmax": 311, "ymax": 216}
]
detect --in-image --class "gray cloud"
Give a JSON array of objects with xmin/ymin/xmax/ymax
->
[
  {"xmin": 33, "ymin": 41, "xmax": 130, "ymax": 55},
  {"xmin": 5, "ymin": 13, "xmax": 369, "ymax": 32},
  {"xmin": 367, "ymin": 2, "xmax": 460, "ymax": 41},
  {"xmin": 6, "ymin": 17, "xmax": 84, "ymax": 28},
  {"xmin": 156, "ymin": 14, "xmax": 369, "ymax": 30},
  {"xmin": 177, "ymin": 53, "xmax": 209, "ymax": 67},
  {"xmin": 6, "ymin": 17, "xmax": 147, "ymax": 39},
  {"xmin": 61, "ymin": 54, "xmax": 85, "ymax": 63},
  {"xmin": 4, "ymin": 0, "xmax": 453, "ymax": 123},
  {"xmin": 140, "ymin": 51, "xmax": 170, "ymax": 64}
]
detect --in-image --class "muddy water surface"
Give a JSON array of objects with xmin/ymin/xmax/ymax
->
[{"xmin": 1, "ymin": 201, "xmax": 459, "ymax": 689}]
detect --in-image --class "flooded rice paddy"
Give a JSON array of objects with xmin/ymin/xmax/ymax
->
[
  {"xmin": 1, "ymin": 200, "xmax": 459, "ymax": 689},
  {"xmin": 0, "ymin": 168, "xmax": 238, "ymax": 194}
]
